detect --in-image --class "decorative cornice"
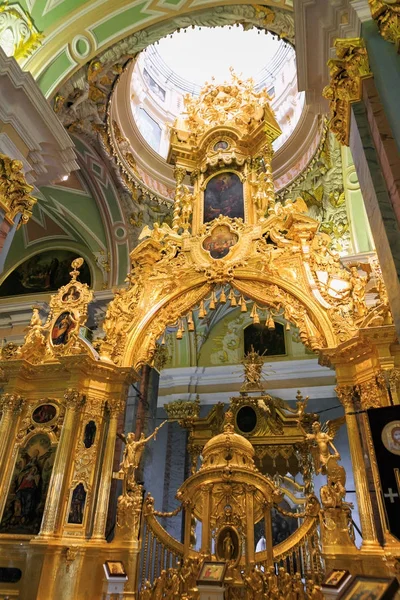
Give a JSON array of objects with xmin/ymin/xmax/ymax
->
[{"xmin": 323, "ymin": 37, "xmax": 372, "ymax": 145}]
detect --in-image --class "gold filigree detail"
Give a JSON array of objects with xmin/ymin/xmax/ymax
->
[
  {"xmin": 0, "ymin": 153, "xmax": 36, "ymax": 226},
  {"xmin": 323, "ymin": 38, "xmax": 372, "ymax": 145},
  {"xmin": 369, "ymin": 0, "xmax": 400, "ymax": 49},
  {"xmin": 164, "ymin": 398, "xmax": 200, "ymax": 421}
]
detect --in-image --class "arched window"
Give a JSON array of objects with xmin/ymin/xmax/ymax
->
[{"xmin": 244, "ymin": 322, "xmax": 286, "ymax": 356}]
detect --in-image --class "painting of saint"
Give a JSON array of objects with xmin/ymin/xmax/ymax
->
[
  {"xmin": 213, "ymin": 140, "xmax": 229, "ymax": 151},
  {"xmin": 51, "ymin": 311, "xmax": 77, "ymax": 346},
  {"xmin": 381, "ymin": 421, "xmax": 400, "ymax": 456},
  {"xmin": 0, "ymin": 250, "xmax": 91, "ymax": 298},
  {"xmin": 202, "ymin": 225, "xmax": 238, "ymax": 259},
  {"xmin": 62, "ymin": 285, "xmax": 80, "ymax": 303},
  {"xmin": 198, "ymin": 562, "xmax": 226, "ymax": 583},
  {"xmin": 0, "ymin": 434, "xmax": 55, "ymax": 534},
  {"xmin": 68, "ymin": 483, "xmax": 87, "ymax": 524},
  {"xmin": 83, "ymin": 421, "xmax": 96, "ymax": 449},
  {"xmin": 32, "ymin": 404, "xmax": 57, "ymax": 424},
  {"xmin": 204, "ymin": 172, "xmax": 244, "ymax": 223}
]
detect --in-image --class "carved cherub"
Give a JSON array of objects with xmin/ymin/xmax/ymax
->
[{"xmin": 306, "ymin": 417, "xmax": 345, "ymax": 474}]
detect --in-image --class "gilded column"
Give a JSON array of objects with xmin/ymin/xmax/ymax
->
[
  {"xmin": 335, "ymin": 385, "xmax": 381, "ymax": 550},
  {"xmin": 201, "ymin": 484, "xmax": 212, "ymax": 554},
  {"xmin": 39, "ymin": 388, "xmax": 84, "ymax": 537},
  {"xmin": 183, "ymin": 501, "xmax": 192, "ymax": 554},
  {"xmin": 91, "ymin": 401, "xmax": 122, "ymax": 539},
  {"xmin": 245, "ymin": 485, "xmax": 255, "ymax": 564},
  {"xmin": 264, "ymin": 503, "xmax": 274, "ymax": 567},
  {"xmin": 0, "ymin": 393, "xmax": 24, "ymax": 470}
]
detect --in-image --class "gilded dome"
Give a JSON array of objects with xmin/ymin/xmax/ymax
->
[{"xmin": 200, "ymin": 410, "xmax": 255, "ymax": 471}]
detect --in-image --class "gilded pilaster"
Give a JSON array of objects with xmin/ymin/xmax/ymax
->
[
  {"xmin": 0, "ymin": 393, "xmax": 24, "ymax": 468},
  {"xmin": 245, "ymin": 485, "xmax": 255, "ymax": 564},
  {"xmin": 91, "ymin": 401, "xmax": 122, "ymax": 539},
  {"xmin": 39, "ymin": 388, "xmax": 84, "ymax": 537},
  {"xmin": 335, "ymin": 385, "xmax": 381, "ymax": 550},
  {"xmin": 323, "ymin": 38, "xmax": 372, "ymax": 145}
]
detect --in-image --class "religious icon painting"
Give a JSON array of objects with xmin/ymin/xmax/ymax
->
[
  {"xmin": 381, "ymin": 421, "xmax": 400, "ymax": 456},
  {"xmin": 367, "ymin": 405, "xmax": 400, "ymax": 540},
  {"xmin": 105, "ymin": 561, "xmax": 127, "ymax": 578},
  {"xmin": 68, "ymin": 483, "xmax": 87, "ymax": 524},
  {"xmin": 51, "ymin": 311, "xmax": 77, "ymax": 346},
  {"xmin": 203, "ymin": 172, "xmax": 244, "ymax": 223},
  {"xmin": 83, "ymin": 420, "xmax": 96, "ymax": 449},
  {"xmin": 323, "ymin": 570, "xmax": 351, "ymax": 589},
  {"xmin": 213, "ymin": 140, "xmax": 229, "ymax": 151},
  {"xmin": 62, "ymin": 285, "xmax": 80, "ymax": 303},
  {"xmin": 338, "ymin": 576, "xmax": 399, "ymax": 600},
  {"xmin": 0, "ymin": 433, "xmax": 56, "ymax": 535},
  {"xmin": 197, "ymin": 561, "xmax": 227, "ymax": 586},
  {"xmin": 202, "ymin": 225, "xmax": 238, "ymax": 260},
  {"xmin": 32, "ymin": 403, "xmax": 57, "ymax": 425}
]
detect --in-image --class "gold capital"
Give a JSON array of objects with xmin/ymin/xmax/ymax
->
[
  {"xmin": 0, "ymin": 393, "xmax": 25, "ymax": 414},
  {"xmin": 63, "ymin": 388, "xmax": 85, "ymax": 411}
]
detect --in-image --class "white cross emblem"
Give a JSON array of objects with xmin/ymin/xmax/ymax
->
[{"xmin": 384, "ymin": 488, "xmax": 399, "ymax": 503}]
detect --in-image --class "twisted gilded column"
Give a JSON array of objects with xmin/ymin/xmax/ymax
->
[
  {"xmin": 39, "ymin": 388, "xmax": 84, "ymax": 537},
  {"xmin": 91, "ymin": 401, "xmax": 122, "ymax": 539},
  {"xmin": 335, "ymin": 385, "xmax": 381, "ymax": 550}
]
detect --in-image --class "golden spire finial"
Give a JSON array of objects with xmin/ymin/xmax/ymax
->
[{"xmin": 70, "ymin": 257, "xmax": 84, "ymax": 281}]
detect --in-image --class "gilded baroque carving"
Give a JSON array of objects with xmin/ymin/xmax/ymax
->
[
  {"xmin": 0, "ymin": 153, "xmax": 36, "ymax": 225},
  {"xmin": 335, "ymin": 385, "xmax": 355, "ymax": 413},
  {"xmin": 0, "ymin": 392, "xmax": 24, "ymax": 414},
  {"xmin": 0, "ymin": 3, "xmax": 43, "ymax": 60},
  {"xmin": 323, "ymin": 38, "xmax": 372, "ymax": 145},
  {"xmin": 164, "ymin": 398, "xmax": 200, "ymax": 421},
  {"xmin": 369, "ymin": 0, "xmax": 400, "ymax": 49},
  {"xmin": 17, "ymin": 258, "xmax": 94, "ymax": 364},
  {"xmin": 64, "ymin": 388, "xmax": 85, "ymax": 412}
]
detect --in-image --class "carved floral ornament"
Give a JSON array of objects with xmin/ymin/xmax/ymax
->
[{"xmin": 323, "ymin": 38, "xmax": 372, "ymax": 146}]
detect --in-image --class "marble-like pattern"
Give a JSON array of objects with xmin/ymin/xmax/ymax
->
[{"xmin": 350, "ymin": 101, "xmax": 400, "ymax": 337}]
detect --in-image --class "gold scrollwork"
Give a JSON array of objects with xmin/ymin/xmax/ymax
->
[{"xmin": 323, "ymin": 38, "xmax": 372, "ymax": 145}]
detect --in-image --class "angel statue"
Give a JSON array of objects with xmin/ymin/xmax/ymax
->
[
  {"xmin": 306, "ymin": 417, "xmax": 345, "ymax": 474},
  {"xmin": 118, "ymin": 421, "xmax": 167, "ymax": 495}
]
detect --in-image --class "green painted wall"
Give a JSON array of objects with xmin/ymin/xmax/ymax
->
[{"xmin": 362, "ymin": 20, "xmax": 400, "ymax": 153}]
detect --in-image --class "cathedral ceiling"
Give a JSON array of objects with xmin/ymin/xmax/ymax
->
[{"xmin": 18, "ymin": 1, "xmax": 293, "ymax": 98}]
